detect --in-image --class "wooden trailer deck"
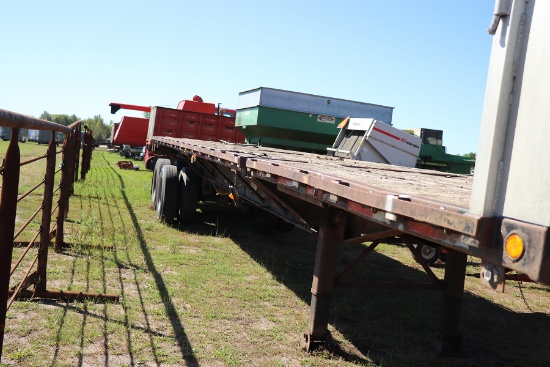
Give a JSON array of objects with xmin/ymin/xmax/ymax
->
[
  {"xmin": 156, "ymin": 138, "xmax": 472, "ymax": 205},
  {"xmin": 150, "ymin": 136, "xmax": 479, "ymax": 248},
  {"xmin": 210, "ymin": 143, "xmax": 472, "ymax": 207}
]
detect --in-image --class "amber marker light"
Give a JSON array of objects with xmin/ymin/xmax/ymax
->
[{"xmin": 505, "ymin": 233, "xmax": 524, "ymax": 260}]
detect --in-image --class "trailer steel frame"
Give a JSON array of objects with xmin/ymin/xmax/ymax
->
[{"xmin": 149, "ymin": 136, "xmax": 550, "ymax": 353}]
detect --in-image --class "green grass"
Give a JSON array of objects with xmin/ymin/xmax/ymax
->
[{"xmin": 1, "ymin": 143, "xmax": 549, "ymax": 366}]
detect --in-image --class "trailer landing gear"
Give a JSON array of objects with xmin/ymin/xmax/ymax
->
[
  {"xmin": 303, "ymin": 331, "xmax": 325, "ymax": 352},
  {"xmin": 432, "ymin": 248, "xmax": 467, "ymax": 354},
  {"xmin": 301, "ymin": 207, "xmax": 468, "ymax": 355},
  {"xmin": 304, "ymin": 206, "xmax": 347, "ymax": 352}
]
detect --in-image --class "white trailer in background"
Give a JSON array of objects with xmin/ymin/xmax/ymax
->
[{"xmin": 327, "ymin": 118, "xmax": 421, "ymax": 167}]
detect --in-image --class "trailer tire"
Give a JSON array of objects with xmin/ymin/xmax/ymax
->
[
  {"xmin": 151, "ymin": 158, "xmax": 171, "ymax": 208},
  {"xmin": 156, "ymin": 164, "xmax": 178, "ymax": 223},
  {"xmin": 178, "ymin": 168, "xmax": 198, "ymax": 224},
  {"xmin": 418, "ymin": 244, "xmax": 441, "ymax": 265},
  {"xmin": 145, "ymin": 156, "xmax": 158, "ymax": 171}
]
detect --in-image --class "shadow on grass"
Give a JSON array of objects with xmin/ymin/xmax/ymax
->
[
  {"xmin": 68, "ymin": 151, "xmax": 548, "ymax": 366},
  {"xmin": 48, "ymin": 154, "xmax": 199, "ymax": 366},
  {"xmin": 45, "ymin": 169, "xmax": 194, "ymax": 366},
  {"xmin": 180, "ymin": 202, "xmax": 550, "ymax": 367},
  {"xmin": 110, "ymin": 166, "xmax": 199, "ymax": 366}
]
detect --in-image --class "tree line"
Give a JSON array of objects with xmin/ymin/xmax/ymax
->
[{"xmin": 40, "ymin": 112, "xmax": 112, "ymax": 143}]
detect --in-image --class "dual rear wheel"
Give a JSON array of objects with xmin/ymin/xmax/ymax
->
[
  {"xmin": 152, "ymin": 159, "xmax": 198, "ymax": 224},
  {"xmin": 151, "ymin": 160, "xmax": 292, "ymax": 231}
]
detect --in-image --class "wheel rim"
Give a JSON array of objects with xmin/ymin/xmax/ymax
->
[{"xmin": 421, "ymin": 245, "xmax": 436, "ymax": 260}]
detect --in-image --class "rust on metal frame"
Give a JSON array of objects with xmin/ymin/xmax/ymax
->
[
  {"xmin": 55, "ymin": 129, "xmax": 76, "ymax": 251},
  {"xmin": 305, "ymin": 205, "xmax": 347, "ymax": 352},
  {"xmin": 246, "ymin": 159, "xmax": 478, "ymax": 235},
  {"xmin": 163, "ymin": 137, "xmax": 314, "ymax": 231},
  {"xmin": 10, "ymin": 231, "xmax": 40, "ymax": 277},
  {"xmin": 0, "ymin": 108, "xmax": 72, "ymax": 133},
  {"xmin": 10, "ymin": 289, "xmax": 119, "ymax": 303},
  {"xmin": 149, "ymin": 137, "xmax": 497, "ymax": 258},
  {"xmin": 154, "ymin": 136, "xmax": 256, "ymax": 170},
  {"xmin": 168, "ymin": 140, "xmax": 474, "ymax": 231},
  {"xmin": 402, "ymin": 237, "xmax": 443, "ymax": 285},
  {"xmin": 0, "ymin": 111, "xmax": 120, "ymax": 360},
  {"xmin": 335, "ymin": 241, "xmax": 381, "ymax": 282},
  {"xmin": 81, "ymin": 126, "xmax": 94, "ymax": 181},
  {"xmin": 249, "ymin": 177, "xmax": 311, "ymax": 229},
  {"xmin": 0, "ymin": 130, "xmax": 21, "ymax": 358},
  {"xmin": 36, "ymin": 137, "xmax": 58, "ymax": 293},
  {"xmin": 19, "ymin": 154, "xmax": 47, "ymax": 167},
  {"xmin": 277, "ymin": 185, "xmax": 324, "ymax": 208},
  {"xmin": 151, "ymin": 137, "xmax": 482, "ymax": 234},
  {"xmin": 13, "ymin": 205, "xmax": 43, "ymax": 240},
  {"xmin": 16, "ymin": 178, "xmax": 46, "ymax": 203},
  {"xmin": 72, "ymin": 123, "xmax": 82, "ymax": 182},
  {"xmin": 7, "ymin": 255, "xmax": 39, "ymax": 311}
]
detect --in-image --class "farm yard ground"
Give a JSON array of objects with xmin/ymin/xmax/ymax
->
[{"xmin": 1, "ymin": 142, "xmax": 550, "ymax": 367}]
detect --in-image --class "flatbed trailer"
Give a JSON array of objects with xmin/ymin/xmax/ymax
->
[
  {"xmin": 147, "ymin": 0, "xmax": 550, "ymax": 354},
  {"xmin": 148, "ymin": 135, "xmax": 548, "ymax": 353}
]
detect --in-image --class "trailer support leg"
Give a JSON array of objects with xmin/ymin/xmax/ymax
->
[
  {"xmin": 304, "ymin": 206, "xmax": 346, "ymax": 352},
  {"xmin": 433, "ymin": 248, "xmax": 467, "ymax": 354}
]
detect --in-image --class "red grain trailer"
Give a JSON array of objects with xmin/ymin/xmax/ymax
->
[
  {"xmin": 109, "ymin": 96, "xmax": 245, "ymax": 168},
  {"xmin": 112, "ymin": 116, "xmax": 149, "ymax": 146}
]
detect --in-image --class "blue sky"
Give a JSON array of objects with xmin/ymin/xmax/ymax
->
[{"xmin": 1, "ymin": 1, "xmax": 495, "ymax": 154}]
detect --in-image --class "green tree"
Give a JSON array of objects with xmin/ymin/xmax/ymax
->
[
  {"xmin": 39, "ymin": 112, "xmax": 80, "ymax": 126},
  {"xmin": 40, "ymin": 111, "xmax": 112, "ymax": 143},
  {"xmin": 82, "ymin": 115, "xmax": 111, "ymax": 142},
  {"xmin": 462, "ymin": 152, "xmax": 476, "ymax": 160}
]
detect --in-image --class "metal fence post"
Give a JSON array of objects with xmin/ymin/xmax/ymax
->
[
  {"xmin": 65, "ymin": 132, "xmax": 77, "ymax": 198},
  {"xmin": 35, "ymin": 135, "xmax": 57, "ymax": 293},
  {"xmin": 73, "ymin": 124, "xmax": 81, "ymax": 182},
  {"xmin": 54, "ymin": 130, "xmax": 76, "ymax": 252},
  {"xmin": 81, "ymin": 126, "xmax": 93, "ymax": 181},
  {"xmin": 0, "ymin": 130, "xmax": 21, "ymax": 360}
]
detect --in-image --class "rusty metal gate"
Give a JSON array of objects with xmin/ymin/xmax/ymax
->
[{"xmin": 0, "ymin": 108, "xmax": 118, "ymax": 361}]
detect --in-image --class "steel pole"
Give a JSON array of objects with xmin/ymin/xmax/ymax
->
[
  {"xmin": 0, "ymin": 130, "xmax": 21, "ymax": 360},
  {"xmin": 73, "ymin": 124, "xmax": 81, "ymax": 183},
  {"xmin": 433, "ymin": 248, "xmax": 467, "ymax": 354},
  {"xmin": 35, "ymin": 135, "xmax": 57, "ymax": 293},
  {"xmin": 81, "ymin": 127, "xmax": 92, "ymax": 181},
  {"xmin": 305, "ymin": 205, "xmax": 346, "ymax": 351},
  {"xmin": 55, "ymin": 131, "xmax": 75, "ymax": 251}
]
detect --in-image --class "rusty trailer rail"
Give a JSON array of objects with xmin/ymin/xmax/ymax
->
[
  {"xmin": 149, "ymin": 135, "xmax": 550, "ymax": 353},
  {"xmin": 0, "ymin": 108, "xmax": 118, "ymax": 361}
]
